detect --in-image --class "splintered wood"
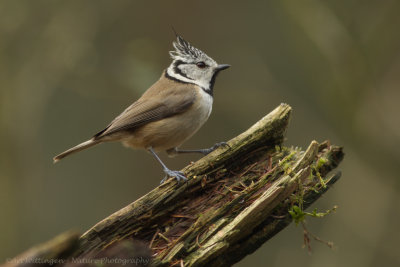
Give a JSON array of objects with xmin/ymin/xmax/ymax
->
[{"xmin": 9, "ymin": 104, "xmax": 343, "ymax": 267}]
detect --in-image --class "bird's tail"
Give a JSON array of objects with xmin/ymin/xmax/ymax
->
[{"xmin": 53, "ymin": 139, "xmax": 100, "ymax": 163}]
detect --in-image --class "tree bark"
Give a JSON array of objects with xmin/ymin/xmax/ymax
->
[{"xmin": 4, "ymin": 103, "xmax": 344, "ymax": 267}]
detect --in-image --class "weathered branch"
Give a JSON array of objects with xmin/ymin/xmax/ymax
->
[{"xmin": 4, "ymin": 104, "xmax": 344, "ymax": 267}]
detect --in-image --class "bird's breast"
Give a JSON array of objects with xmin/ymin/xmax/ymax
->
[{"xmin": 195, "ymin": 88, "xmax": 213, "ymax": 121}]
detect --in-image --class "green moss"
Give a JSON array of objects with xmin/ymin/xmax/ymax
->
[
  {"xmin": 289, "ymin": 205, "xmax": 338, "ymax": 225},
  {"xmin": 316, "ymin": 157, "xmax": 328, "ymax": 170},
  {"xmin": 279, "ymin": 150, "xmax": 297, "ymax": 174},
  {"xmin": 288, "ymin": 205, "xmax": 305, "ymax": 225},
  {"xmin": 315, "ymin": 170, "xmax": 327, "ymax": 189}
]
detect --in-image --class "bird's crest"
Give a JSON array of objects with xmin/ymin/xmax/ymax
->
[{"xmin": 169, "ymin": 34, "xmax": 205, "ymax": 61}]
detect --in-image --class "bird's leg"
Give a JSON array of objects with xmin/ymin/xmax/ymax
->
[
  {"xmin": 148, "ymin": 147, "xmax": 187, "ymax": 184},
  {"xmin": 167, "ymin": 142, "xmax": 230, "ymax": 156}
]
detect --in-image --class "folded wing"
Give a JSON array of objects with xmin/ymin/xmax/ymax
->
[{"xmin": 94, "ymin": 84, "xmax": 196, "ymax": 139}]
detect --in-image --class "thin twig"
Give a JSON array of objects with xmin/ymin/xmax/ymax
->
[{"xmin": 149, "ymin": 229, "xmax": 160, "ymax": 249}]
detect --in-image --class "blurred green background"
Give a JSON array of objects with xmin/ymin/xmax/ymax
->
[{"xmin": 1, "ymin": 1, "xmax": 399, "ymax": 266}]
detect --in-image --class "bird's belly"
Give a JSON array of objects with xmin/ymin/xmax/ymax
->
[{"xmin": 123, "ymin": 91, "xmax": 213, "ymax": 151}]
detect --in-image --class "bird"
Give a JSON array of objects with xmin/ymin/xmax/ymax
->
[{"xmin": 53, "ymin": 34, "xmax": 230, "ymax": 184}]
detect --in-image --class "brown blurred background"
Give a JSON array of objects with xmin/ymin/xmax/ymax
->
[{"xmin": 1, "ymin": 1, "xmax": 399, "ymax": 266}]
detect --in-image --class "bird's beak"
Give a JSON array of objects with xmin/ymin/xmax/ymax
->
[{"xmin": 215, "ymin": 64, "xmax": 231, "ymax": 71}]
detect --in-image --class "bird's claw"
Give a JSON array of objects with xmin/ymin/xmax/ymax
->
[
  {"xmin": 160, "ymin": 169, "xmax": 187, "ymax": 184},
  {"xmin": 201, "ymin": 141, "xmax": 230, "ymax": 155},
  {"xmin": 213, "ymin": 142, "xmax": 230, "ymax": 149}
]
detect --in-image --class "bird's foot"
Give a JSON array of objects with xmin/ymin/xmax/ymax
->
[
  {"xmin": 160, "ymin": 169, "xmax": 187, "ymax": 184},
  {"xmin": 200, "ymin": 142, "xmax": 230, "ymax": 155}
]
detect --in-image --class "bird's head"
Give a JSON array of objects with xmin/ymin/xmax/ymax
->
[{"xmin": 166, "ymin": 34, "xmax": 230, "ymax": 94}]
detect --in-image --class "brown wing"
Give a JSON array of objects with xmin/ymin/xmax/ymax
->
[{"xmin": 93, "ymin": 83, "xmax": 196, "ymax": 139}]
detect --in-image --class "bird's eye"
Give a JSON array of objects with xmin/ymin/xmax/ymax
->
[{"xmin": 196, "ymin": 61, "xmax": 206, "ymax": 68}]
